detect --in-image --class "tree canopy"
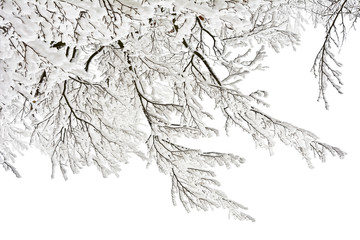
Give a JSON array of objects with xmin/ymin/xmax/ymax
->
[{"xmin": 1, "ymin": 0, "xmax": 357, "ymax": 220}]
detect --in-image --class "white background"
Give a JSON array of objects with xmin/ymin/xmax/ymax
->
[{"xmin": 1, "ymin": 27, "xmax": 360, "ymax": 240}]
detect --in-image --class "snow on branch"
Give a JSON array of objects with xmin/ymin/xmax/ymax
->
[
  {"xmin": 309, "ymin": 0, "xmax": 359, "ymax": 108},
  {"xmin": 0, "ymin": 0, "xmax": 354, "ymax": 220}
]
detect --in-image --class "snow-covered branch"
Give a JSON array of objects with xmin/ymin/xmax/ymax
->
[{"xmin": 0, "ymin": 0, "xmax": 355, "ymax": 220}]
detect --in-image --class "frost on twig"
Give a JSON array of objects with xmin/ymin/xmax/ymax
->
[
  {"xmin": 1, "ymin": 149, "xmax": 21, "ymax": 178},
  {"xmin": 147, "ymin": 134, "xmax": 253, "ymax": 220},
  {"xmin": 309, "ymin": 0, "xmax": 359, "ymax": 109},
  {"xmin": 0, "ymin": 0, "xmax": 352, "ymax": 220}
]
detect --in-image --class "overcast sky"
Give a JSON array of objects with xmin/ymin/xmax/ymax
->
[{"xmin": 1, "ymin": 26, "xmax": 360, "ymax": 240}]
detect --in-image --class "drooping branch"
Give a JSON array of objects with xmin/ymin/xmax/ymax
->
[{"xmin": 311, "ymin": 0, "xmax": 350, "ymax": 109}]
